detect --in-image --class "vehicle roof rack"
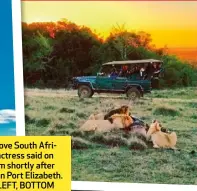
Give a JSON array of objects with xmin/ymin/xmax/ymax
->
[{"xmin": 102, "ymin": 59, "xmax": 162, "ymax": 66}]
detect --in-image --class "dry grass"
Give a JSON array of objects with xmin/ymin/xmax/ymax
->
[{"xmin": 24, "ymin": 87, "xmax": 197, "ymax": 184}]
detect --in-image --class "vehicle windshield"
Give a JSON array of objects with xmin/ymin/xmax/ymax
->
[{"xmin": 99, "ymin": 62, "xmax": 162, "ymax": 80}]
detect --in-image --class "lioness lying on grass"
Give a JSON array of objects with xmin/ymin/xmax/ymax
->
[
  {"xmin": 80, "ymin": 114, "xmax": 133, "ymax": 133},
  {"xmin": 88, "ymin": 112, "xmax": 105, "ymax": 120},
  {"xmin": 146, "ymin": 120, "xmax": 177, "ymax": 149}
]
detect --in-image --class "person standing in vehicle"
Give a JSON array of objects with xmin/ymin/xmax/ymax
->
[{"xmin": 110, "ymin": 67, "xmax": 118, "ymax": 79}]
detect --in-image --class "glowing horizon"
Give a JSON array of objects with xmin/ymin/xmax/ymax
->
[{"xmin": 21, "ymin": 1, "xmax": 197, "ymax": 48}]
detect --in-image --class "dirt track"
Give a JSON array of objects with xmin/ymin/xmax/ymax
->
[
  {"xmin": 24, "ymin": 89, "xmax": 197, "ymax": 103},
  {"xmin": 25, "ymin": 89, "xmax": 122, "ymax": 98}
]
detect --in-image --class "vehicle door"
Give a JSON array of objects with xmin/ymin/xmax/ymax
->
[
  {"xmin": 112, "ymin": 76, "xmax": 128, "ymax": 91},
  {"xmin": 112, "ymin": 65, "xmax": 129, "ymax": 91},
  {"xmin": 95, "ymin": 65, "xmax": 114, "ymax": 90}
]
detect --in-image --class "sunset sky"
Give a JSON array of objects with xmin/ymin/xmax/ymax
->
[{"xmin": 21, "ymin": 1, "xmax": 197, "ymax": 48}]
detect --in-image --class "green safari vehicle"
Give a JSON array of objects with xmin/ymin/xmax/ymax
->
[{"xmin": 72, "ymin": 59, "xmax": 163, "ymax": 100}]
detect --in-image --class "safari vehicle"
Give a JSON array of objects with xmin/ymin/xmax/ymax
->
[{"xmin": 72, "ymin": 59, "xmax": 163, "ymax": 100}]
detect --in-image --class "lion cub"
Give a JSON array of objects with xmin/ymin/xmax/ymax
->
[{"xmin": 146, "ymin": 120, "xmax": 177, "ymax": 149}]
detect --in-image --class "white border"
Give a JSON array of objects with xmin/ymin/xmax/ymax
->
[
  {"xmin": 14, "ymin": 0, "xmax": 197, "ymax": 190},
  {"xmin": 12, "ymin": 0, "xmax": 25, "ymax": 136},
  {"xmin": 72, "ymin": 181, "xmax": 197, "ymax": 191}
]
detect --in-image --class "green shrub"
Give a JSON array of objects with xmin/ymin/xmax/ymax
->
[
  {"xmin": 153, "ymin": 106, "xmax": 180, "ymax": 116},
  {"xmin": 72, "ymin": 137, "xmax": 92, "ymax": 149},
  {"xmin": 36, "ymin": 118, "xmax": 51, "ymax": 126},
  {"xmin": 127, "ymin": 137, "xmax": 147, "ymax": 150},
  {"xmin": 102, "ymin": 135, "xmax": 128, "ymax": 147},
  {"xmin": 59, "ymin": 107, "xmax": 75, "ymax": 113},
  {"xmin": 25, "ymin": 115, "xmax": 35, "ymax": 124}
]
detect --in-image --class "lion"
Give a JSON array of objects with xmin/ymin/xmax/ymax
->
[
  {"xmin": 146, "ymin": 120, "xmax": 177, "ymax": 149},
  {"xmin": 88, "ymin": 112, "xmax": 105, "ymax": 120},
  {"xmin": 87, "ymin": 105, "xmax": 130, "ymax": 120},
  {"xmin": 79, "ymin": 114, "xmax": 133, "ymax": 133},
  {"xmin": 104, "ymin": 105, "xmax": 130, "ymax": 120}
]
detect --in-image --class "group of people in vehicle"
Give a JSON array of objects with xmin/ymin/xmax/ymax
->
[{"xmin": 109, "ymin": 62, "xmax": 162, "ymax": 80}]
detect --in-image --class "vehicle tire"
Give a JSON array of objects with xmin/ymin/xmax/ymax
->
[
  {"xmin": 78, "ymin": 85, "xmax": 94, "ymax": 98},
  {"xmin": 126, "ymin": 87, "xmax": 141, "ymax": 100}
]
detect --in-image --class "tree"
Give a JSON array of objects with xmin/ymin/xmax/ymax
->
[
  {"xmin": 103, "ymin": 24, "xmax": 155, "ymax": 60},
  {"xmin": 43, "ymin": 26, "xmax": 102, "ymax": 86},
  {"xmin": 22, "ymin": 26, "xmax": 53, "ymax": 86},
  {"xmin": 22, "ymin": 20, "xmax": 197, "ymax": 88}
]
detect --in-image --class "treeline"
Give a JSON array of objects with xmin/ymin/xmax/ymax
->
[{"xmin": 22, "ymin": 19, "xmax": 197, "ymax": 89}]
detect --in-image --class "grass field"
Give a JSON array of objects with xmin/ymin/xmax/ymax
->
[{"xmin": 24, "ymin": 87, "xmax": 197, "ymax": 184}]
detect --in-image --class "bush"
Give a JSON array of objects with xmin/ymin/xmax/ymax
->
[
  {"xmin": 59, "ymin": 107, "xmax": 75, "ymax": 113},
  {"xmin": 127, "ymin": 137, "xmax": 147, "ymax": 150},
  {"xmin": 102, "ymin": 135, "xmax": 128, "ymax": 147},
  {"xmin": 153, "ymin": 106, "xmax": 180, "ymax": 117},
  {"xmin": 161, "ymin": 55, "xmax": 197, "ymax": 88},
  {"xmin": 70, "ymin": 129, "xmax": 85, "ymax": 137},
  {"xmin": 72, "ymin": 137, "xmax": 92, "ymax": 149},
  {"xmin": 35, "ymin": 118, "xmax": 51, "ymax": 126},
  {"xmin": 25, "ymin": 115, "xmax": 35, "ymax": 124}
]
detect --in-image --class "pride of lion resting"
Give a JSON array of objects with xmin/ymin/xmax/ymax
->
[
  {"xmin": 79, "ymin": 114, "xmax": 134, "ymax": 132},
  {"xmin": 85, "ymin": 105, "xmax": 148, "ymax": 135},
  {"xmin": 80, "ymin": 105, "xmax": 178, "ymax": 150},
  {"xmin": 146, "ymin": 120, "xmax": 177, "ymax": 149}
]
